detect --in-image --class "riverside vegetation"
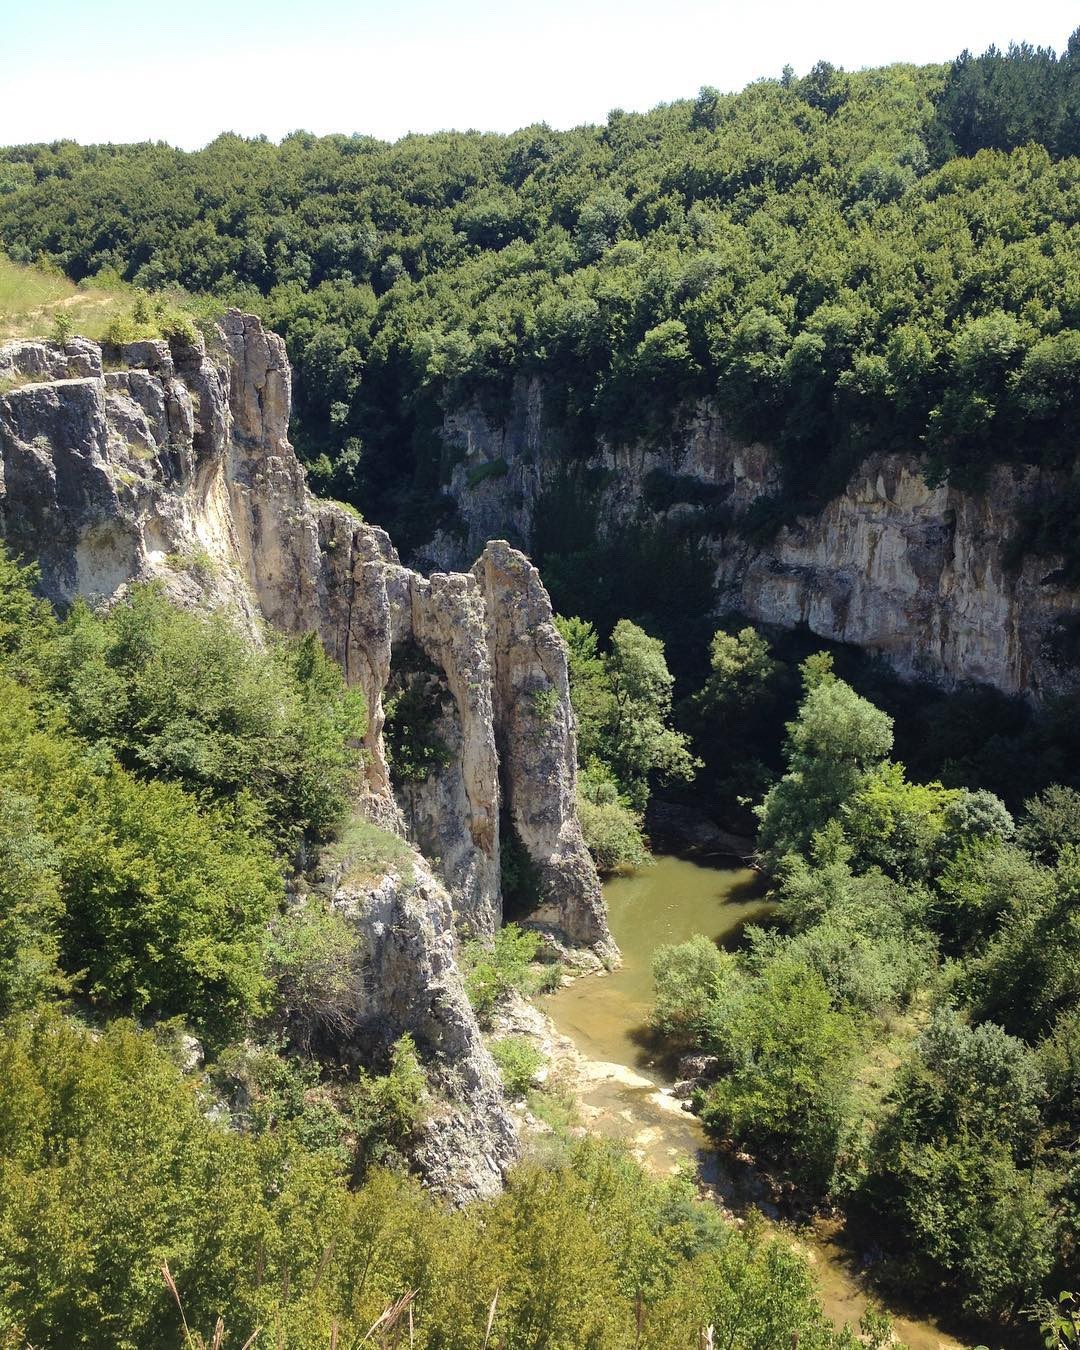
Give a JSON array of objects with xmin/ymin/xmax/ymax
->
[
  {"xmin": 646, "ymin": 651, "xmax": 1080, "ymax": 1334},
  {"xmin": 2, "ymin": 24, "xmax": 1080, "ymax": 1348},
  {"xmin": 550, "ymin": 603, "xmax": 1077, "ymax": 1336},
  {"xmin": 0, "ymin": 548, "xmax": 904, "ymax": 1348}
]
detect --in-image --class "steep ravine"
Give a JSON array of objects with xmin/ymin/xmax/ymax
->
[
  {"xmin": 0, "ymin": 314, "xmax": 612, "ymax": 1201},
  {"xmin": 416, "ymin": 378, "xmax": 1080, "ymax": 698}
]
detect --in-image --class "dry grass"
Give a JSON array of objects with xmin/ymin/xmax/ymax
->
[
  {"xmin": 0, "ymin": 256, "xmax": 132, "ymax": 342},
  {"xmin": 0, "ymin": 255, "xmax": 216, "ymax": 346},
  {"xmin": 161, "ymin": 1261, "xmax": 449, "ymax": 1349},
  {"xmin": 323, "ymin": 817, "xmax": 416, "ymax": 888}
]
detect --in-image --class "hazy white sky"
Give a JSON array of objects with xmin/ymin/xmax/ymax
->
[{"xmin": 2, "ymin": 0, "xmax": 1077, "ymax": 149}]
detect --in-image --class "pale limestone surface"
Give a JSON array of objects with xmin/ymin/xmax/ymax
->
[
  {"xmin": 428, "ymin": 378, "xmax": 1080, "ymax": 698},
  {"xmin": 0, "ymin": 313, "xmax": 614, "ymax": 1198}
]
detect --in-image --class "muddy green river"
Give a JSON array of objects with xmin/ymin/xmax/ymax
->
[{"xmin": 544, "ymin": 855, "xmax": 972, "ymax": 1350}]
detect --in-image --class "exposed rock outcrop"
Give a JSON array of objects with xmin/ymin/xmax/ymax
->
[
  {"xmin": 325, "ymin": 855, "xmax": 516, "ymax": 1201},
  {"xmin": 424, "ymin": 379, "xmax": 1080, "ymax": 698},
  {"xmin": 475, "ymin": 541, "xmax": 612, "ymax": 951},
  {"xmin": 0, "ymin": 314, "xmax": 614, "ymax": 1198}
]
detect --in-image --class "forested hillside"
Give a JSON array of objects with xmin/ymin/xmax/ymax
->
[
  {"xmin": 2, "ymin": 36, "xmax": 1079, "ymax": 558},
  {"xmin": 3, "ymin": 30, "xmax": 1080, "ymax": 1348}
]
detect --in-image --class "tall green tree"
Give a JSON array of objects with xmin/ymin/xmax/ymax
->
[
  {"xmin": 861, "ymin": 1010, "xmax": 1056, "ymax": 1319},
  {"xmin": 756, "ymin": 657, "xmax": 893, "ymax": 867}
]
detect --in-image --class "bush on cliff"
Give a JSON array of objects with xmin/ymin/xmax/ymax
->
[
  {"xmin": 0, "ymin": 547, "xmax": 368, "ymax": 1041},
  {"xmin": 49, "ymin": 586, "xmax": 367, "ymax": 850}
]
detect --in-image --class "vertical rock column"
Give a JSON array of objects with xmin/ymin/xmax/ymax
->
[
  {"xmin": 407, "ymin": 569, "xmax": 502, "ymax": 935},
  {"xmin": 220, "ymin": 310, "xmax": 324, "ymax": 634},
  {"xmin": 474, "ymin": 540, "xmax": 615, "ymax": 956}
]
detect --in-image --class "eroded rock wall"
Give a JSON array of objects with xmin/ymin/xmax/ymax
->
[
  {"xmin": 475, "ymin": 541, "xmax": 612, "ymax": 953},
  {"xmin": 319, "ymin": 852, "xmax": 516, "ymax": 1201},
  {"xmin": 428, "ymin": 380, "xmax": 1080, "ymax": 698},
  {"xmin": 0, "ymin": 313, "xmax": 613, "ymax": 1198}
]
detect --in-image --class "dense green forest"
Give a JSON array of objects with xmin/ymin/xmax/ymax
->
[{"xmin": 2, "ymin": 35, "xmax": 1080, "ymax": 564}]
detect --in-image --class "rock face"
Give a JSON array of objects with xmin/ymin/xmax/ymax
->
[
  {"xmin": 422, "ymin": 380, "xmax": 1080, "ymax": 699},
  {"xmin": 732, "ymin": 455, "xmax": 1080, "ymax": 695},
  {"xmin": 475, "ymin": 542, "xmax": 611, "ymax": 950},
  {"xmin": 323, "ymin": 854, "xmax": 517, "ymax": 1201},
  {"xmin": 0, "ymin": 314, "xmax": 613, "ymax": 1198}
]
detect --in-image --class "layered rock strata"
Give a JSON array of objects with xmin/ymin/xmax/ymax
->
[{"xmin": 423, "ymin": 380, "xmax": 1080, "ymax": 698}]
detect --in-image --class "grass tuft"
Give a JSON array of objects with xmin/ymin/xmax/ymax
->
[{"xmin": 323, "ymin": 817, "xmax": 415, "ymax": 888}]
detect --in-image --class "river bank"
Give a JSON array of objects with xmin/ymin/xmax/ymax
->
[{"xmin": 534, "ymin": 854, "xmax": 975, "ymax": 1350}]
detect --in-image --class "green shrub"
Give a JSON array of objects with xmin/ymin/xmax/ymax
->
[
  {"xmin": 699, "ymin": 959, "xmax": 859, "ymax": 1190},
  {"xmin": 745, "ymin": 916, "xmax": 931, "ymax": 1017},
  {"xmin": 210, "ymin": 1040, "xmax": 349, "ymax": 1161},
  {"xmin": 1018, "ymin": 785, "xmax": 1080, "ymax": 863},
  {"xmin": 461, "ymin": 923, "xmax": 540, "ymax": 1021},
  {"xmin": 465, "ymin": 456, "xmax": 509, "ymax": 487},
  {"xmin": 267, "ymin": 897, "xmax": 362, "ymax": 1051},
  {"xmin": 0, "ymin": 674, "xmax": 280, "ymax": 1043},
  {"xmin": 576, "ymin": 778, "xmax": 649, "ymax": 874},
  {"xmin": 0, "ymin": 1011, "xmax": 882, "ymax": 1348},
  {"xmin": 861, "ymin": 1010, "xmax": 1055, "ymax": 1319},
  {"xmin": 0, "ymin": 788, "xmax": 65, "ymax": 1015},
  {"xmin": 0, "ymin": 550, "xmax": 59, "ymax": 687},
  {"xmin": 103, "ymin": 312, "xmax": 137, "ymax": 345},
  {"xmin": 840, "ymin": 763, "xmax": 958, "ymax": 882},
  {"xmin": 350, "ymin": 1033, "xmax": 428, "ymax": 1175},
  {"xmin": 557, "ymin": 615, "xmax": 697, "ymax": 817},
  {"xmin": 651, "ymin": 935, "xmax": 733, "ymax": 1045},
  {"xmin": 529, "ymin": 685, "xmax": 560, "ymax": 724},
  {"xmin": 529, "ymin": 959, "xmax": 565, "ymax": 994},
  {"xmin": 1038, "ymin": 1007, "xmax": 1080, "ymax": 1134},
  {"xmin": 49, "ymin": 588, "xmax": 367, "ymax": 849},
  {"xmin": 49, "ymin": 311, "xmax": 73, "ymax": 345},
  {"xmin": 756, "ymin": 660, "xmax": 893, "ymax": 870},
  {"xmin": 491, "ymin": 1035, "xmax": 544, "ymax": 1096},
  {"xmin": 967, "ymin": 844, "xmax": 1080, "ymax": 1040},
  {"xmin": 157, "ymin": 305, "xmax": 198, "ymax": 344}
]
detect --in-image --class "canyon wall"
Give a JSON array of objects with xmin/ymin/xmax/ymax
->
[
  {"xmin": 419, "ymin": 380, "xmax": 1080, "ymax": 698},
  {"xmin": 0, "ymin": 315, "xmax": 613, "ymax": 1201}
]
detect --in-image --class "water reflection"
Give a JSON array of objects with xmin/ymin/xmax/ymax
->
[{"xmin": 546, "ymin": 854, "xmax": 770, "ymax": 1075}]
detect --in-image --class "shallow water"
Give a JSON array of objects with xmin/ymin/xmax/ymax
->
[
  {"xmin": 545, "ymin": 855, "xmax": 975, "ymax": 1350},
  {"xmin": 548, "ymin": 855, "xmax": 771, "ymax": 1073}
]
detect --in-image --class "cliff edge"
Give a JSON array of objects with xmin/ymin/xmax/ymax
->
[{"xmin": 0, "ymin": 313, "xmax": 615, "ymax": 1200}]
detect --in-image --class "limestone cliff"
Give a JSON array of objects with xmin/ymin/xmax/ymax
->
[
  {"xmin": 419, "ymin": 380, "xmax": 1080, "ymax": 698},
  {"xmin": 0, "ymin": 314, "xmax": 613, "ymax": 1198}
]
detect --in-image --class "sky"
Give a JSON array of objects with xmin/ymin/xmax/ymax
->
[{"xmin": 1, "ymin": 0, "xmax": 1077, "ymax": 149}]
